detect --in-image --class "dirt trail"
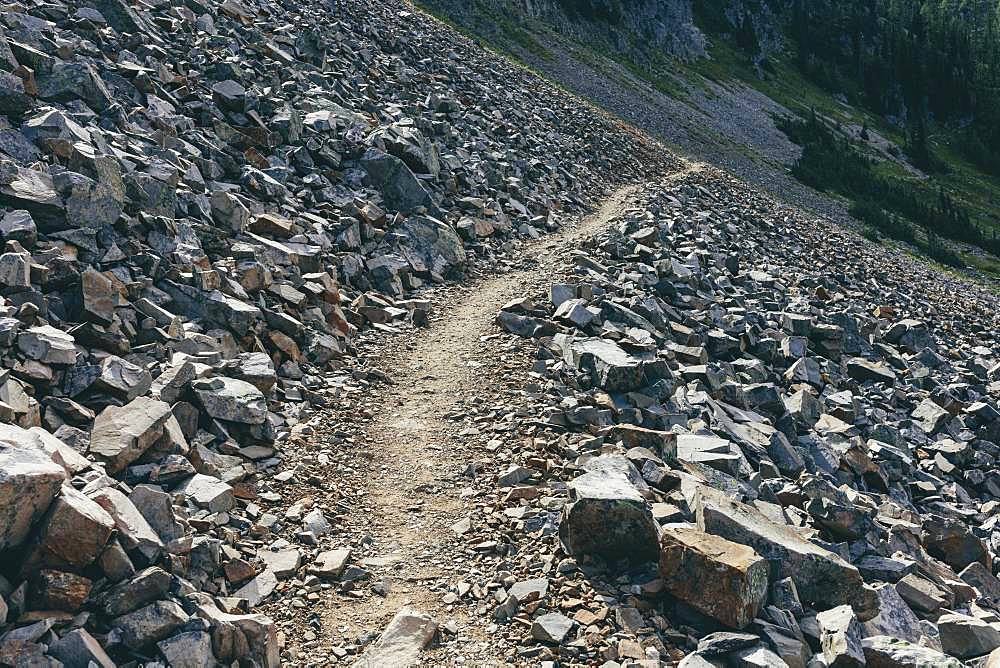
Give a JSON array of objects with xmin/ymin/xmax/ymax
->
[{"xmin": 323, "ymin": 162, "xmax": 705, "ymax": 659}]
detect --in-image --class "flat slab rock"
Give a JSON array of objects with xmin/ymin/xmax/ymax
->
[
  {"xmin": 351, "ymin": 608, "xmax": 437, "ymax": 668},
  {"xmin": 862, "ymin": 636, "xmax": 961, "ymax": 667}
]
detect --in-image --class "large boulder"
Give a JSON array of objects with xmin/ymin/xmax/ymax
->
[
  {"xmin": 90, "ymin": 488, "xmax": 164, "ymax": 562},
  {"xmin": 47, "ymin": 629, "xmax": 115, "ymax": 668},
  {"xmin": 112, "ymin": 600, "xmax": 189, "ymax": 650},
  {"xmin": 396, "ymin": 216, "xmax": 466, "ymax": 278},
  {"xmin": 816, "ymin": 605, "xmax": 865, "ymax": 668},
  {"xmin": 360, "ymin": 148, "xmax": 433, "ymax": 212},
  {"xmin": 560, "ymin": 458, "xmax": 659, "ymax": 562},
  {"xmin": 17, "ymin": 325, "xmax": 76, "ymax": 365},
  {"xmin": 192, "ymin": 377, "xmax": 267, "ymax": 424},
  {"xmin": 911, "ymin": 398, "xmax": 951, "ymax": 434},
  {"xmin": 693, "ymin": 485, "xmax": 878, "ymax": 619},
  {"xmin": 89, "ymin": 397, "xmax": 174, "ymax": 473},
  {"xmin": 371, "ymin": 122, "xmax": 440, "ymax": 176},
  {"xmin": 0, "ymin": 445, "xmax": 65, "ymax": 550},
  {"xmin": 658, "ymin": 524, "xmax": 768, "ymax": 629},
  {"xmin": 564, "ymin": 337, "xmax": 649, "ymax": 392},
  {"xmin": 22, "ymin": 486, "xmax": 114, "ymax": 571},
  {"xmin": 862, "ymin": 636, "xmax": 961, "ymax": 668},
  {"xmin": 937, "ymin": 612, "xmax": 1000, "ymax": 659}
]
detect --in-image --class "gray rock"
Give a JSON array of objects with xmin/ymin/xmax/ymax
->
[
  {"xmin": 937, "ymin": 612, "xmax": 1000, "ymax": 659},
  {"xmin": 560, "ymin": 464, "xmax": 659, "ymax": 563},
  {"xmin": 911, "ymin": 398, "xmax": 950, "ymax": 434},
  {"xmin": 90, "ymin": 487, "xmax": 163, "ymax": 561},
  {"xmin": 173, "ymin": 474, "xmax": 234, "ymax": 513},
  {"xmin": 88, "ymin": 397, "xmax": 174, "ymax": 473},
  {"xmin": 100, "ymin": 567, "xmax": 171, "ymax": 617},
  {"xmin": 894, "ymin": 573, "xmax": 948, "ymax": 613},
  {"xmin": 80, "ymin": 268, "xmax": 116, "ymax": 325},
  {"xmin": 531, "ymin": 612, "xmax": 573, "ymax": 644},
  {"xmin": 259, "ymin": 548, "xmax": 301, "ymax": 579},
  {"xmin": 157, "ymin": 630, "xmax": 215, "ymax": 668},
  {"xmin": 861, "ymin": 636, "xmax": 961, "ymax": 668},
  {"xmin": 129, "ymin": 485, "xmax": 185, "ymax": 543},
  {"xmin": 816, "ymin": 605, "xmax": 865, "ymax": 668},
  {"xmin": 0, "ymin": 445, "xmax": 65, "ymax": 550},
  {"xmin": 212, "ymin": 79, "xmax": 246, "ymax": 112},
  {"xmin": 961, "ymin": 562, "xmax": 1000, "ymax": 601},
  {"xmin": 302, "ymin": 508, "xmax": 333, "ymax": 537},
  {"xmin": 397, "ymin": 216, "xmax": 466, "ymax": 277},
  {"xmin": 846, "ymin": 358, "xmax": 896, "ymax": 385},
  {"xmin": 862, "ymin": 583, "xmax": 923, "ymax": 645},
  {"xmin": 351, "ymin": 607, "xmax": 437, "ymax": 668},
  {"xmin": 192, "ymin": 377, "xmax": 267, "ymax": 424},
  {"xmin": 17, "ymin": 325, "xmax": 76, "ymax": 365},
  {"xmin": 309, "ymin": 548, "xmax": 351, "ymax": 578},
  {"xmin": 732, "ymin": 645, "xmax": 789, "ymax": 667},
  {"xmin": 47, "ymin": 629, "xmax": 115, "ymax": 668},
  {"xmin": 697, "ymin": 632, "xmax": 760, "ymax": 656},
  {"xmin": 113, "ymin": 600, "xmax": 189, "ymax": 650},
  {"xmin": 565, "ymin": 337, "xmax": 648, "ymax": 392},
  {"xmin": 234, "ymin": 569, "xmax": 278, "ymax": 608},
  {"xmin": 360, "ymin": 148, "xmax": 434, "ymax": 212}
]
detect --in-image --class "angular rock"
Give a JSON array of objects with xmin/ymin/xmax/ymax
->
[
  {"xmin": 34, "ymin": 570, "xmax": 92, "ymax": 612},
  {"xmin": 0, "ymin": 445, "xmax": 65, "ymax": 550},
  {"xmin": 191, "ymin": 377, "xmax": 267, "ymax": 425},
  {"xmin": 113, "ymin": 600, "xmax": 189, "ymax": 650},
  {"xmin": 90, "ymin": 487, "xmax": 163, "ymax": 561},
  {"xmin": 157, "ymin": 630, "xmax": 214, "ymax": 668},
  {"xmin": 17, "ymin": 325, "xmax": 76, "ymax": 365},
  {"xmin": 658, "ymin": 524, "xmax": 768, "ymax": 629},
  {"xmin": 173, "ymin": 474, "xmax": 234, "ymax": 513},
  {"xmin": 25, "ymin": 486, "xmax": 114, "ymax": 571},
  {"xmin": 233, "ymin": 569, "xmax": 278, "ymax": 608},
  {"xmin": 816, "ymin": 605, "xmax": 865, "ymax": 668},
  {"xmin": 693, "ymin": 485, "xmax": 878, "ymax": 619},
  {"xmin": 560, "ymin": 466, "xmax": 659, "ymax": 562},
  {"xmin": 937, "ymin": 612, "xmax": 1000, "ymax": 659},
  {"xmin": 861, "ymin": 636, "xmax": 961, "ymax": 668},
  {"xmin": 89, "ymin": 397, "xmax": 174, "ymax": 474},
  {"xmin": 47, "ymin": 629, "xmax": 115, "ymax": 668},
  {"xmin": 351, "ymin": 607, "xmax": 437, "ymax": 668},
  {"xmin": 531, "ymin": 612, "xmax": 573, "ymax": 644},
  {"xmin": 100, "ymin": 567, "xmax": 171, "ymax": 618}
]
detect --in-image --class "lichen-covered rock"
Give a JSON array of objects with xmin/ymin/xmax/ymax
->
[{"xmin": 560, "ymin": 461, "xmax": 659, "ymax": 562}]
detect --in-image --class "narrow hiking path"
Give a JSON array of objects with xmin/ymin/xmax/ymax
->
[{"xmin": 318, "ymin": 163, "xmax": 706, "ymax": 664}]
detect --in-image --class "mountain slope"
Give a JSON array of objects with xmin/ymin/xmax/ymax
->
[
  {"xmin": 421, "ymin": 0, "xmax": 1000, "ymax": 278},
  {"xmin": 0, "ymin": 0, "xmax": 999, "ymax": 665}
]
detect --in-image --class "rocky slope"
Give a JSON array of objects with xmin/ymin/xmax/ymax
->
[
  {"xmin": 2, "ymin": 0, "xmax": 1000, "ymax": 666},
  {"xmin": 0, "ymin": 0, "xmax": 669, "ymax": 663},
  {"xmin": 485, "ymin": 167, "xmax": 1000, "ymax": 666}
]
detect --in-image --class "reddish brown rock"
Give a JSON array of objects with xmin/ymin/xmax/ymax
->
[
  {"xmin": 22, "ymin": 486, "xmax": 114, "ymax": 573},
  {"xmin": 33, "ymin": 570, "xmax": 92, "ymax": 612},
  {"xmin": 659, "ymin": 524, "xmax": 769, "ymax": 629}
]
